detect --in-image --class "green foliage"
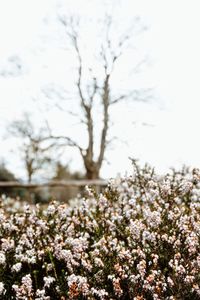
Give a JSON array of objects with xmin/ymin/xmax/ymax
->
[
  {"xmin": 0, "ymin": 163, "xmax": 23, "ymax": 197},
  {"xmin": 53, "ymin": 162, "xmax": 84, "ymax": 181},
  {"xmin": 0, "ymin": 163, "xmax": 16, "ymax": 181}
]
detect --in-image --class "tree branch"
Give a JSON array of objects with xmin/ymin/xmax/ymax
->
[
  {"xmin": 98, "ymin": 74, "xmax": 110, "ymax": 167},
  {"xmin": 49, "ymin": 135, "xmax": 85, "ymax": 158}
]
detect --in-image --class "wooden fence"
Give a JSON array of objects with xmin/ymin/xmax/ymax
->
[
  {"xmin": 0, "ymin": 179, "xmax": 109, "ymax": 202},
  {"xmin": 0, "ymin": 179, "xmax": 108, "ymax": 188}
]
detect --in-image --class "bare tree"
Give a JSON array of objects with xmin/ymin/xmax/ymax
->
[
  {"xmin": 46, "ymin": 15, "xmax": 150, "ymax": 179},
  {"xmin": 8, "ymin": 114, "xmax": 55, "ymax": 183}
]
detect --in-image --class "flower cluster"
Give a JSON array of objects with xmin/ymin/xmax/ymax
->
[{"xmin": 0, "ymin": 163, "xmax": 200, "ymax": 299}]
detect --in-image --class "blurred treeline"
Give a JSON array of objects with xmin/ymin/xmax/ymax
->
[{"xmin": 0, "ymin": 161, "xmax": 85, "ymax": 203}]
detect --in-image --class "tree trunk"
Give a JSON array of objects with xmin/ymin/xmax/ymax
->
[
  {"xmin": 27, "ymin": 172, "xmax": 32, "ymax": 183},
  {"xmin": 85, "ymin": 164, "xmax": 100, "ymax": 179}
]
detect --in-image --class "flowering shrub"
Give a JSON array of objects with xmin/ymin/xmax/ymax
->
[{"xmin": 1, "ymin": 162, "xmax": 200, "ymax": 299}]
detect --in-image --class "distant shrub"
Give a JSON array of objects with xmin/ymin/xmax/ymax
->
[
  {"xmin": 0, "ymin": 164, "xmax": 25, "ymax": 198},
  {"xmin": 0, "ymin": 162, "xmax": 200, "ymax": 299},
  {"xmin": 0, "ymin": 164, "xmax": 16, "ymax": 182},
  {"xmin": 50, "ymin": 162, "xmax": 85, "ymax": 202}
]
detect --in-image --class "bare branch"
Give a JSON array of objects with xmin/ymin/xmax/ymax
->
[
  {"xmin": 87, "ymin": 73, "xmax": 98, "ymax": 106},
  {"xmin": 132, "ymin": 87, "xmax": 154, "ymax": 102},
  {"xmin": 45, "ymin": 119, "xmax": 52, "ymax": 136},
  {"xmin": 98, "ymin": 73, "xmax": 110, "ymax": 167},
  {"xmin": 55, "ymin": 104, "xmax": 86, "ymax": 124},
  {"xmin": 110, "ymin": 94, "xmax": 127, "ymax": 105},
  {"xmin": 111, "ymin": 88, "xmax": 154, "ymax": 105},
  {"xmin": 59, "ymin": 16, "xmax": 90, "ymax": 113},
  {"xmin": 59, "ymin": 16, "xmax": 96, "ymax": 176},
  {"xmin": 49, "ymin": 135, "xmax": 85, "ymax": 158},
  {"xmin": 69, "ymin": 26, "xmax": 88, "ymax": 110}
]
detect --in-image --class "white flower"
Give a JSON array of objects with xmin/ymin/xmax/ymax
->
[
  {"xmin": 0, "ymin": 282, "xmax": 5, "ymax": 295},
  {"xmin": 12, "ymin": 262, "xmax": 22, "ymax": 272},
  {"xmin": 46, "ymin": 205, "xmax": 56, "ymax": 216},
  {"xmin": 21, "ymin": 274, "xmax": 32, "ymax": 295},
  {"xmin": 129, "ymin": 198, "xmax": 136, "ymax": 206},
  {"xmin": 35, "ymin": 288, "xmax": 50, "ymax": 300},
  {"xmin": 0, "ymin": 252, "xmax": 6, "ymax": 265},
  {"xmin": 43, "ymin": 276, "xmax": 55, "ymax": 288}
]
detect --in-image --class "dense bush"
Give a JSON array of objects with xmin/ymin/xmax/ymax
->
[
  {"xmin": 0, "ymin": 162, "xmax": 200, "ymax": 299},
  {"xmin": 0, "ymin": 164, "xmax": 23, "ymax": 197}
]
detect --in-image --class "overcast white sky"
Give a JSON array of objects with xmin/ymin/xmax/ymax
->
[{"xmin": 0, "ymin": 0, "xmax": 200, "ymax": 180}]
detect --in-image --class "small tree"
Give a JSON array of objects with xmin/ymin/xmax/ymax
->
[{"xmin": 8, "ymin": 114, "xmax": 55, "ymax": 183}]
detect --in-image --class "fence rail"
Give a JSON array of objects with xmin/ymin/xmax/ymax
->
[{"xmin": 0, "ymin": 180, "xmax": 108, "ymax": 188}]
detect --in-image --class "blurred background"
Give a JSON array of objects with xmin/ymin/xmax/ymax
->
[{"xmin": 0, "ymin": 0, "xmax": 200, "ymax": 201}]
